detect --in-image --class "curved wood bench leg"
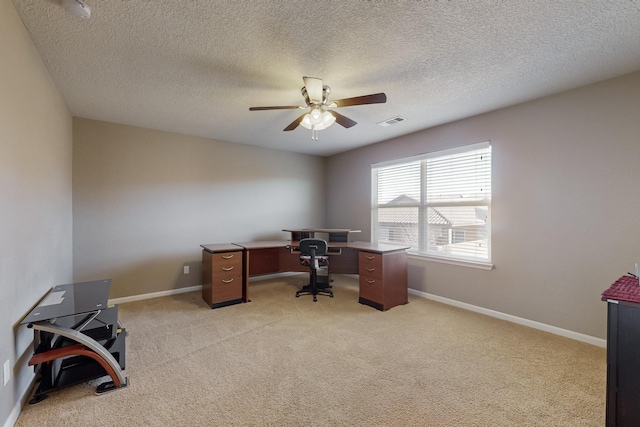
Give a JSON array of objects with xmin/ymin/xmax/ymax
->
[
  {"xmin": 29, "ymin": 343, "xmax": 123, "ymax": 387},
  {"xmin": 29, "ymin": 322, "xmax": 128, "ymax": 389}
]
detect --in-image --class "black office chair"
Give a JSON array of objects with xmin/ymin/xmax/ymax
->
[{"xmin": 295, "ymin": 238, "xmax": 333, "ymax": 302}]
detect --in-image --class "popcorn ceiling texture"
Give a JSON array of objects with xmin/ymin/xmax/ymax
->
[{"xmin": 12, "ymin": 0, "xmax": 640, "ymax": 156}]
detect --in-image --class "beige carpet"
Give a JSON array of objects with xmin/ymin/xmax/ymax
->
[{"xmin": 15, "ymin": 275, "xmax": 605, "ymax": 426}]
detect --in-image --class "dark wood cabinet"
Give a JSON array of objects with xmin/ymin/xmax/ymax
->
[
  {"xmin": 602, "ymin": 275, "xmax": 640, "ymax": 426},
  {"xmin": 201, "ymin": 245, "xmax": 243, "ymax": 309},
  {"xmin": 358, "ymin": 249, "xmax": 408, "ymax": 311}
]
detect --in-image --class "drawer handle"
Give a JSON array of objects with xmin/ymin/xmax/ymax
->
[
  {"xmin": 366, "ymin": 279, "xmax": 376, "ymax": 284},
  {"xmin": 365, "ymin": 255, "xmax": 375, "ymax": 260},
  {"xmin": 222, "ymin": 266, "xmax": 234, "ymax": 271},
  {"xmin": 222, "ymin": 278, "xmax": 234, "ymax": 283},
  {"xmin": 365, "ymin": 267, "xmax": 375, "ymax": 272},
  {"xmin": 222, "ymin": 254, "xmax": 234, "ymax": 259}
]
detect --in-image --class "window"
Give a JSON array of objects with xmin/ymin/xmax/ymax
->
[{"xmin": 372, "ymin": 141, "xmax": 492, "ymax": 267}]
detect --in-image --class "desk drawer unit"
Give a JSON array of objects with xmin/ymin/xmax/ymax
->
[
  {"xmin": 202, "ymin": 247, "xmax": 243, "ymax": 309},
  {"xmin": 358, "ymin": 250, "xmax": 408, "ymax": 311}
]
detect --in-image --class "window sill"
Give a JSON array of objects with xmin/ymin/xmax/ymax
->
[{"xmin": 407, "ymin": 252, "xmax": 494, "ymax": 270}]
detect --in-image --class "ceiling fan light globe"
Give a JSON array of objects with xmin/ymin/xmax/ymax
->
[
  {"xmin": 322, "ymin": 111, "xmax": 336, "ymax": 127},
  {"xmin": 300, "ymin": 114, "xmax": 313, "ymax": 129},
  {"xmin": 310, "ymin": 108, "xmax": 322, "ymax": 121}
]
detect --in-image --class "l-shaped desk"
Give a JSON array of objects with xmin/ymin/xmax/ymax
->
[{"xmin": 201, "ymin": 228, "xmax": 410, "ymax": 311}]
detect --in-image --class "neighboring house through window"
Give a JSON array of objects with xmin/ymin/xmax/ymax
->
[{"xmin": 371, "ymin": 141, "xmax": 492, "ymax": 267}]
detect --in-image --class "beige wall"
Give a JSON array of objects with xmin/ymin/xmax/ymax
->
[
  {"xmin": 73, "ymin": 118, "xmax": 326, "ymax": 299},
  {"xmin": 0, "ymin": 0, "xmax": 73, "ymax": 423},
  {"xmin": 326, "ymin": 71, "xmax": 640, "ymax": 340},
  {"xmin": 3, "ymin": 0, "xmax": 638, "ymax": 422}
]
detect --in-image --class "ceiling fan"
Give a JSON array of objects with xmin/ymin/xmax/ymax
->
[{"xmin": 249, "ymin": 77, "xmax": 387, "ymax": 140}]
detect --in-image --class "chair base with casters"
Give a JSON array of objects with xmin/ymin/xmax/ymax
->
[{"xmin": 295, "ymin": 238, "xmax": 333, "ymax": 302}]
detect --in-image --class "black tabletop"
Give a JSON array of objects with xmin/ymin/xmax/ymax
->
[{"xmin": 21, "ymin": 279, "xmax": 112, "ymax": 324}]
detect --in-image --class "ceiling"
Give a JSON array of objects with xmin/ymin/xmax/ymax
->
[{"xmin": 13, "ymin": 0, "xmax": 640, "ymax": 157}]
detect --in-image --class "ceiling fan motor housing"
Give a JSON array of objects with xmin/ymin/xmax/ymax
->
[{"xmin": 301, "ymin": 85, "xmax": 331, "ymax": 107}]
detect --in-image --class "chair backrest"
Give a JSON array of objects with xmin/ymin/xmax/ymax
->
[{"xmin": 299, "ymin": 238, "xmax": 328, "ymax": 257}]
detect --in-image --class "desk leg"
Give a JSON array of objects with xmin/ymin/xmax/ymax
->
[{"xmin": 243, "ymin": 249, "xmax": 250, "ymax": 302}]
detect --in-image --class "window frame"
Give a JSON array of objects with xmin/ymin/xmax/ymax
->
[{"xmin": 371, "ymin": 141, "xmax": 493, "ymax": 270}]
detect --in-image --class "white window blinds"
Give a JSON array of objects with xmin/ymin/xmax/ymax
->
[{"xmin": 372, "ymin": 141, "xmax": 491, "ymax": 264}]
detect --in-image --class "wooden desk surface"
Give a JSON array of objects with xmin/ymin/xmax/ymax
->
[
  {"xmin": 232, "ymin": 240, "xmax": 290, "ymax": 250},
  {"xmin": 200, "ymin": 243, "xmax": 244, "ymax": 253},
  {"xmin": 347, "ymin": 241, "xmax": 410, "ymax": 254},
  {"xmin": 282, "ymin": 228, "xmax": 361, "ymax": 234},
  {"xmin": 228, "ymin": 240, "xmax": 410, "ymax": 254}
]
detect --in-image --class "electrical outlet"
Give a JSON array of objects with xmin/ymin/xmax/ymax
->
[
  {"xmin": 183, "ymin": 265, "xmax": 189, "ymax": 275},
  {"xmin": 3, "ymin": 360, "xmax": 9, "ymax": 386}
]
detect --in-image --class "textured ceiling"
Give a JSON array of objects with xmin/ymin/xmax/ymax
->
[{"xmin": 12, "ymin": 0, "xmax": 640, "ymax": 156}]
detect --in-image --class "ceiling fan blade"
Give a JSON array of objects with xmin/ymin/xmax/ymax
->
[
  {"xmin": 332, "ymin": 93, "xmax": 387, "ymax": 108},
  {"xmin": 303, "ymin": 76, "xmax": 323, "ymax": 104},
  {"xmin": 283, "ymin": 113, "xmax": 308, "ymax": 131},
  {"xmin": 329, "ymin": 110, "xmax": 357, "ymax": 128},
  {"xmin": 249, "ymin": 106, "xmax": 300, "ymax": 111}
]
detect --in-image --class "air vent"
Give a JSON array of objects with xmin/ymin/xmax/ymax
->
[{"xmin": 377, "ymin": 116, "xmax": 405, "ymax": 127}]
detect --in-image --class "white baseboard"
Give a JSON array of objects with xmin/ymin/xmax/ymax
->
[
  {"xmin": 408, "ymin": 289, "xmax": 606, "ymax": 348},
  {"xmin": 107, "ymin": 272, "xmax": 304, "ymax": 305},
  {"xmin": 108, "ymin": 284, "xmax": 202, "ymax": 305},
  {"xmin": 3, "ymin": 403, "xmax": 20, "ymax": 427},
  {"xmin": 4, "ymin": 375, "xmax": 37, "ymax": 427}
]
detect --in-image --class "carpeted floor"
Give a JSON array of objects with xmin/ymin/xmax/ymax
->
[{"xmin": 15, "ymin": 274, "xmax": 606, "ymax": 426}]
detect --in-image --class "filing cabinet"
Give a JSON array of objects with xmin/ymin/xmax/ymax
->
[
  {"xmin": 202, "ymin": 245, "xmax": 243, "ymax": 309},
  {"xmin": 358, "ymin": 249, "xmax": 408, "ymax": 311}
]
